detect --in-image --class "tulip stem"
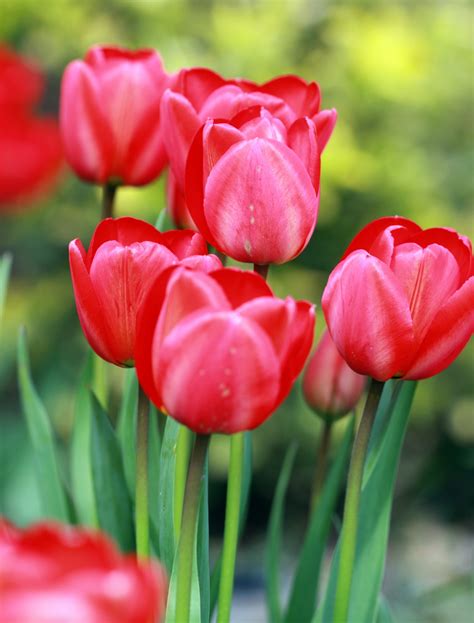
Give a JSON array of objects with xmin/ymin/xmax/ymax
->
[
  {"xmin": 333, "ymin": 379, "xmax": 384, "ymax": 622},
  {"xmin": 174, "ymin": 425, "xmax": 193, "ymax": 540},
  {"xmin": 217, "ymin": 432, "xmax": 245, "ymax": 623},
  {"xmin": 175, "ymin": 434, "xmax": 210, "ymax": 623},
  {"xmin": 253, "ymin": 263, "xmax": 269, "ymax": 280},
  {"xmin": 102, "ymin": 183, "xmax": 117, "ymax": 219},
  {"xmin": 135, "ymin": 384, "xmax": 150, "ymax": 558},
  {"xmin": 311, "ymin": 420, "xmax": 333, "ymax": 513}
]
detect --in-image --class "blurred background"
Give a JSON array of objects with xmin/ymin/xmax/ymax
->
[{"xmin": 0, "ymin": 1, "xmax": 472, "ymax": 621}]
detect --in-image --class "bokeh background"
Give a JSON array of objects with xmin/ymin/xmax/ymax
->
[{"xmin": 1, "ymin": 1, "xmax": 473, "ymax": 621}]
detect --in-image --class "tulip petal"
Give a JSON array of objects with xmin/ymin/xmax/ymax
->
[
  {"xmin": 261, "ymin": 75, "xmax": 321, "ymax": 117},
  {"xmin": 288, "ymin": 117, "xmax": 321, "ymax": 189},
  {"xmin": 89, "ymin": 241, "xmax": 177, "ymax": 363},
  {"xmin": 404, "ymin": 277, "xmax": 474, "ymax": 380},
  {"xmin": 156, "ymin": 311, "xmax": 281, "ymax": 433},
  {"xmin": 87, "ymin": 217, "xmax": 164, "ymax": 265},
  {"xmin": 180, "ymin": 254, "xmax": 223, "ymax": 273},
  {"xmin": 391, "ymin": 242, "xmax": 460, "ymax": 344},
  {"xmin": 160, "ymin": 230, "xmax": 208, "ymax": 259},
  {"xmin": 177, "ymin": 67, "xmax": 227, "ymax": 110},
  {"xmin": 210, "ymin": 267, "xmax": 273, "ymax": 308},
  {"xmin": 409, "ymin": 227, "xmax": 472, "ymax": 283},
  {"xmin": 313, "ymin": 109, "xmax": 338, "ymax": 152},
  {"xmin": 160, "ymin": 89, "xmax": 201, "ymax": 190},
  {"xmin": 203, "ymin": 137, "xmax": 318, "ymax": 264},
  {"xmin": 167, "ymin": 172, "xmax": 196, "ymax": 229},
  {"xmin": 201, "ymin": 121, "xmax": 244, "ymax": 181},
  {"xmin": 322, "ymin": 250, "xmax": 415, "ymax": 381},
  {"xmin": 69, "ymin": 240, "xmax": 119, "ymax": 364}
]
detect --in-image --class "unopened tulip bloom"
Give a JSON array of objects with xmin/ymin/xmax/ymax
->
[
  {"xmin": 69, "ymin": 217, "xmax": 220, "ymax": 366},
  {"xmin": 160, "ymin": 67, "xmax": 336, "ymax": 227},
  {"xmin": 135, "ymin": 266, "xmax": 315, "ymax": 433},
  {"xmin": 185, "ymin": 108, "xmax": 321, "ymax": 264},
  {"xmin": 322, "ymin": 217, "xmax": 474, "ymax": 381},
  {"xmin": 60, "ymin": 46, "xmax": 172, "ymax": 186},
  {"xmin": 303, "ymin": 330, "xmax": 366, "ymax": 419},
  {"xmin": 0, "ymin": 519, "xmax": 167, "ymax": 623}
]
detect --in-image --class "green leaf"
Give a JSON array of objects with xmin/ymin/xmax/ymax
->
[
  {"xmin": 0, "ymin": 253, "xmax": 12, "ymax": 330},
  {"xmin": 314, "ymin": 381, "xmax": 417, "ymax": 623},
  {"xmin": 17, "ymin": 327, "xmax": 69, "ymax": 522},
  {"xmin": 164, "ymin": 535, "xmax": 202, "ymax": 623},
  {"xmin": 377, "ymin": 595, "xmax": 396, "ymax": 623},
  {"xmin": 155, "ymin": 206, "xmax": 175, "ymax": 231},
  {"xmin": 90, "ymin": 393, "xmax": 134, "ymax": 551},
  {"xmin": 71, "ymin": 353, "xmax": 98, "ymax": 527},
  {"xmin": 197, "ymin": 455, "xmax": 210, "ymax": 623},
  {"xmin": 284, "ymin": 418, "xmax": 354, "ymax": 623},
  {"xmin": 265, "ymin": 443, "xmax": 298, "ymax": 623},
  {"xmin": 117, "ymin": 368, "xmax": 138, "ymax": 496},
  {"xmin": 158, "ymin": 416, "xmax": 181, "ymax": 572},
  {"xmin": 148, "ymin": 403, "xmax": 162, "ymax": 534}
]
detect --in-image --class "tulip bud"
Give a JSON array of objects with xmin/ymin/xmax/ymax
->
[
  {"xmin": 0, "ymin": 518, "xmax": 167, "ymax": 623},
  {"xmin": 60, "ymin": 45, "xmax": 172, "ymax": 186},
  {"xmin": 135, "ymin": 266, "xmax": 315, "ymax": 433},
  {"xmin": 303, "ymin": 330, "xmax": 365, "ymax": 420},
  {"xmin": 322, "ymin": 216, "xmax": 474, "ymax": 381},
  {"xmin": 69, "ymin": 217, "xmax": 220, "ymax": 366}
]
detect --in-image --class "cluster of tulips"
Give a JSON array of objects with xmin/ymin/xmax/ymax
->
[{"xmin": 2, "ymin": 45, "xmax": 473, "ymax": 623}]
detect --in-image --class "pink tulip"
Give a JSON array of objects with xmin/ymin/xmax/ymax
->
[
  {"xmin": 135, "ymin": 266, "xmax": 315, "ymax": 433},
  {"xmin": 69, "ymin": 217, "xmax": 219, "ymax": 366},
  {"xmin": 322, "ymin": 217, "xmax": 474, "ymax": 381},
  {"xmin": 184, "ymin": 107, "xmax": 320, "ymax": 264},
  {"xmin": 303, "ymin": 330, "xmax": 365, "ymax": 419},
  {"xmin": 160, "ymin": 67, "xmax": 336, "ymax": 227},
  {"xmin": 60, "ymin": 46, "xmax": 172, "ymax": 186}
]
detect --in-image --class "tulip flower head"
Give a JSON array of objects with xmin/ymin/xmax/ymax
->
[
  {"xmin": 60, "ymin": 45, "xmax": 172, "ymax": 186},
  {"xmin": 160, "ymin": 67, "xmax": 337, "ymax": 227},
  {"xmin": 69, "ymin": 217, "xmax": 220, "ymax": 366},
  {"xmin": 135, "ymin": 266, "xmax": 315, "ymax": 433},
  {"xmin": 0, "ymin": 518, "xmax": 167, "ymax": 623},
  {"xmin": 303, "ymin": 329, "xmax": 365, "ymax": 420},
  {"xmin": 322, "ymin": 217, "xmax": 474, "ymax": 381}
]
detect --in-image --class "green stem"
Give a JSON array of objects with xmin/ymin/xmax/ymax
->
[
  {"xmin": 253, "ymin": 263, "xmax": 269, "ymax": 280},
  {"xmin": 174, "ymin": 425, "xmax": 193, "ymax": 540},
  {"xmin": 102, "ymin": 183, "xmax": 117, "ymax": 219},
  {"xmin": 311, "ymin": 420, "xmax": 332, "ymax": 513},
  {"xmin": 333, "ymin": 379, "xmax": 384, "ymax": 623},
  {"xmin": 217, "ymin": 432, "xmax": 245, "ymax": 623},
  {"xmin": 175, "ymin": 434, "xmax": 210, "ymax": 623},
  {"xmin": 135, "ymin": 384, "xmax": 150, "ymax": 558}
]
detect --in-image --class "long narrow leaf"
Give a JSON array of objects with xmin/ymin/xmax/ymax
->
[
  {"xmin": 148, "ymin": 404, "xmax": 162, "ymax": 536},
  {"xmin": 164, "ymin": 535, "xmax": 202, "ymax": 623},
  {"xmin": 17, "ymin": 328, "xmax": 69, "ymax": 521},
  {"xmin": 284, "ymin": 418, "xmax": 355, "ymax": 623},
  {"xmin": 117, "ymin": 369, "xmax": 138, "ymax": 496},
  {"xmin": 197, "ymin": 455, "xmax": 210, "ymax": 623},
  {"xmin": 265, "ymin": 443, "xmax": 298, "ymax": 623},
  {"xmin": 71, "ymin": 353, "xmax": 98, "ymax": 527},
  {"xmin": 0, "ymin": 253, "xmax": 12, "ymax": 330},
  {"xmin": 90, "ymin": 393, "xmax": 134, "ymax": 551},
  {"xmin": 314, "ymin": 381, "xmax": 417, "ymax": 623}
]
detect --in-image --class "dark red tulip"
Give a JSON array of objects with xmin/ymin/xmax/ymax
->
[
  {"xmin": 0, "ymin": 518, "xmax": 167, "ymax": 623},
  {"xmin": 69, "ymin": 217, "xmax": 220, "ymax": 366},
  {"xmin": 322, "ymin": 217, "xmax": 474, "ymax": 381}
]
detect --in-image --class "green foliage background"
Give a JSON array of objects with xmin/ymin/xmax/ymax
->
[{"xmin": 0, "ymin": 1, "xmax": 472, "ymax": 619}]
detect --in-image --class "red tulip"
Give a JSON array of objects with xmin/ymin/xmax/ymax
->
[
  {"xmin": 60, "ymin": 46, "xmax": 172, "ymax": 186},
  {"xmin": 303, "ymin": 330, "xmax": 365, "ymax": 419},
  {"xmin": 160, "ymin": 67, "xmax": 336, "ymax": 227},
  {"xmin": 69, "ymin": 217, "xmax": 220, "ymax": 366},
  {"xmin": 322, "ymin": 217, "xmax": 474, "ymax": 381},
  {"xmin": 0, "ymin": 45, "xmax": 43, "ymax": 113},
  {"xmin": 135, "ymin": 266, "xmax": 315, "ymax": 434},
  {"xmin": 185, "ymin": 108, "xmax": 321, "ymax": 264},
  {"xmin": 0, "ymin": 518, "xmax": 167, "ymax": 623}
]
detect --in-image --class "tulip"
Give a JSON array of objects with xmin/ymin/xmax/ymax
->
[
  {"xmin": 322, "ymin": 216, "xmax": 474, "ymax": 381},
  {"xmin": 184, "ymin": 107, "xmax": 320, "ymax": 264},
  {"xmin": 0, "ymin": 518, "xmax": 167, "ymax": 623},
  {"xmin": 303, "ymin": 329, "xmax": 365, "ymax": 419},
  {"xmin": 135, "ymin": 266, "xmax": 315, "ymax": 434},
  {"xmin": 0, "ymin": 45, "xmax": 43, "ymax": 113},
  {"xmin": 60, "ymin": 45, "xmax": 172, "ymax": 186},
  {"xmin": 69, "ymin": 216, "xmax": 220, "ymax": 366},
  {"xmin": 160, "ymin": 67, "xmax": 336, "ymax": 227}
]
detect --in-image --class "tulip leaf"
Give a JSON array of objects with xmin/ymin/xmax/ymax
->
[
  {"xmin": 313, "ymin": 381, "xmax": 417, "ymax": 623},
  {"xmin": 17, "ymin": 327, "xmax": 70, "ymax": 522},
  {"xmin": 284, "ymin": 417, "xmax": 355, "ymax": 623},
  {"xmin": 158, "ymin": 416, "xmax": 181, "ymax": 572},
  {"xmin": 164, "ymin": 533, "xmax": 202, "ymax": 623},
  {"xmin": 156, "ymin": 207, "xmax": 175, "ymax": 232},
  {"xmin": 265, "ymin": 443, "xmax": 298, "ymax": 623},
  {"xmin": 197, "ymin": 455, "xmax": 210, "ymax": 623},
  {"xmin": 90, "ymin": 392, "xmax": 135, "ymax": 551},
  {"xmin": 70, "ymin": 352, "xmax": 98, "ymax": 527},
  {"xmin": 0, "ymin": 253, "xmax": 12, "ymax": 330},
  {"xmin": 377, "ymin": 595, "xmax": 395, "ymax": 623},
  {"xmin": 117, "ymin": 368, "xmax": 138, "ymax": 496},
  {"xmin": 148, "ymin": 403, "xmax": 162, "ymax": 534}
]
